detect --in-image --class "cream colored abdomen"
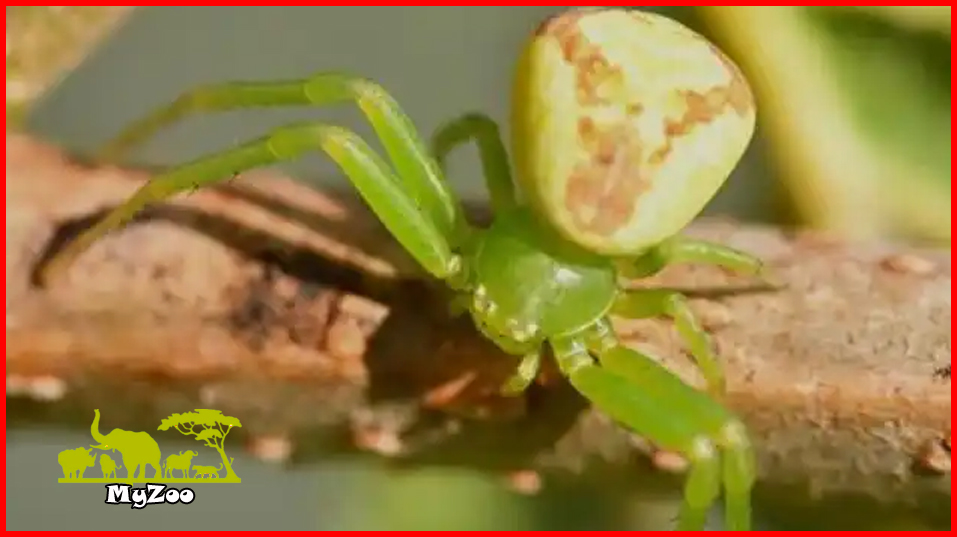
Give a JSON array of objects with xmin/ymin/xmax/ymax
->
[{"xmin": 511, "ymin": 8, "xmax": 756, "ymax": 255}]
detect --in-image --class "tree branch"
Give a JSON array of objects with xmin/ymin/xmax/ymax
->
[
  {"xmin": 173, "ymin": 424, "xmax": 195, "ymax": 437},
  {"xmin": 5, "ymin": 134, "xmax": 950, "ymax": 517}
]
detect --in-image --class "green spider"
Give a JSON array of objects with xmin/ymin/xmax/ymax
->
[{"xmin": 39, "ymin": 8, "xmax": 768, "ymax": 531}]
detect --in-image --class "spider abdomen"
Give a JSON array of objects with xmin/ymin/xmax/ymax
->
[
  {"xmin": 510, "ymin": 8, "xmax": 756, "ymax": 256},
  {"xmin": 467, "ymin": 207, "xmax": 617, "ymax": 344}
]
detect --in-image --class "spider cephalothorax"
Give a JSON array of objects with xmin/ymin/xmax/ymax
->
[
  {"xmin": 38, "ymin": 8, "xmax": 768, "ymax": 531},
  {"xmin": 461, "ymin": 208, "xmax": 617, "ymax": 351}
]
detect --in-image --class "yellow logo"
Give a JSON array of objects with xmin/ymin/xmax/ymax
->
[{"xmin": 57, "ymin": 409, "xmax": 242, "ymax": 508}]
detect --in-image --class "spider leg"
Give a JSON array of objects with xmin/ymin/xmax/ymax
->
[
  {"xmin": 550, "ymin": 333, "xmax": 754, "ymax": 531},
  {"xmin": 609, "ymin": 291, "xmax": 725, "ymax": 395},
  {"xmin": 431, "ymin": 112, "xmax": 517, "ymax": 214},
  {"xmin": 38, "ymin": 122, "xmax": 462, "ymax": 288},
  {"xmin": 623, "ymin": 237, "xmax": 768, "ymax": 281},
  {"xmin": 96, "ymin": 73, "xmax": 467, "ymax": 244},
  {"xmin": 499, "ymin": 351, "xmax": 541, "ymax": 395}
]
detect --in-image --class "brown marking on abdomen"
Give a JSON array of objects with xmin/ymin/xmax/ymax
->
[
  {"xmin": 564, "ymin": 119, "xmax": 649, "ymax": 237},
  {"xmin": 537, "ymin": 9, "xmax": 624, "ymax": 107},
  {"xmin": 709, "ymin": 44, "xmax": 754, "ymax": 117},
  {"xmin": 534, "ymin": 7, "xmax": 602, "ymax": 37},
  {"xmin": 650, "ymin": 53, "xmax": 754, "ymax": 164}
]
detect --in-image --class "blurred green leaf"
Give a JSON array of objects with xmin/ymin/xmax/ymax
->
[
  {"xmin": 850, "ymin": 6, "xmax": 951, "ymax": 36},
  {"xmin": 699, "ymin": 6, "xmax": 950, "ymax": 243},
  {"xmin": 808, "ymin": 7, "xmax": 950, "ymax": 190}
]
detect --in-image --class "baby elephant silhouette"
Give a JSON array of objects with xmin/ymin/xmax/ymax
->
[{"xmin": 99, "ymin": 454, "xmax": 121, "ymax": 479}]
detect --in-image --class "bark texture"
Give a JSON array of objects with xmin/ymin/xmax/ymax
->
[{"xmin": 5, "ymin": 134, "xmax": 951, "ymax": 514}]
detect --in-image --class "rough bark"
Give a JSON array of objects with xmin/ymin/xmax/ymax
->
[{"xmin": 6, "ymin": 134, "xmax": 951, "ymax": 517}]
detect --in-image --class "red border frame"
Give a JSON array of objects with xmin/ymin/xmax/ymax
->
[{"xmin": 2, "ymin": 3, "xmax": 954, "ymax": 534}]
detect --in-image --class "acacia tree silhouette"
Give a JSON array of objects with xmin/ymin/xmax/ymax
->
[{"xmin": 158, "ymin": 409, "xmax": 242, "ymax": 481}]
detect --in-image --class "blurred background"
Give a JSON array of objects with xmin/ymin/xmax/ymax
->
[{"xmin": 6, "ymin": 6, "xmax": 951, "ymax": 531}]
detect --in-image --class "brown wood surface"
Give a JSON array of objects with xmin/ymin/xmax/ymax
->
[{"xmin": 5, "ymin": 133, "xmax": 951, "ymax": 515}]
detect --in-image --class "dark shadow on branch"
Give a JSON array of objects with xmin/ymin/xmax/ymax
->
[{"xmin": 29, "ymin": 202, "xmax": 413, "ymax": 306}]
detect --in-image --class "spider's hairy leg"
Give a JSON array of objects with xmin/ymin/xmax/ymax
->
[
  {"xmin": 550, "ymin": 334, "xmax": 754, "ymax": 531},
  {"xmin": 37, "ymin": 123, "xmax": 458, "ymax": 287},
  {"xmin": 431, "ymin": 112, "xmax": 517, "ymax": 214},
  {"xmin": 96, "ymin": 73, "xmax": 467, "ymax": 244},
  {"xmin": 622, "ymin": 237, "xmax": 768, "ymax": 281},
  {"xmin": 609, "ymin": 291, "xmax": 725, "ymax": 395}
]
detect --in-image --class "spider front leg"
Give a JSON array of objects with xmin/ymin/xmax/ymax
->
[
  {"xmin": 36, "ymin": 74, "xmax": 470, "ymax": 288},
  {"xmin": 499, "ymin": 352, "xmax": 542, "ymax": 395},
  {"xmin": 623, "ymin": 237, "xmax": 768, "ymax": 281},
  {"xmin": 550, "ymin": 333, "xmax": 754, "ymax": 531},
  {"xmin": 431, "ymin": 112, "xmax": 518, "ymax": 215},
  {"xmin": 96, "ymin": 74, "xmax": 466, "ymax": 240},
  {"xmin": 611, "ymin": 290, "xmax": 725, "ymax": 396}
]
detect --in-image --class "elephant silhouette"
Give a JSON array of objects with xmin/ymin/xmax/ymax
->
[
  {"xmin": 163, "ymin": 450, "xmax": 198, "ymax": 478},
  {"xmin": 89, "ymin": 409, "xmax": 161, "ymax": 479},
  {"xmin": 58, "ymin": 447, "xmax": 97, "ymax": 479},
  {"xmin": 99, "ymin": 453, "xmax": 121, "ymax": 479}
]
